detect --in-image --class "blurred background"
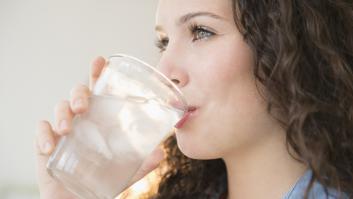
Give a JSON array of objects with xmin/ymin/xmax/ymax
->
[{"xmin": 0, "ymin": 0, "xmax": 158, "ymax": 198}]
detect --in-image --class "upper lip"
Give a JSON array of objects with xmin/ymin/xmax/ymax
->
[{"xmin": 169, "ymin": 100, "xmax": 199, "ymax": 112}]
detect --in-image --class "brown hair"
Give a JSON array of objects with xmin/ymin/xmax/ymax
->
[{"xmin": 142, "ymin": 0, "xmax": 353, "ymax": 198}]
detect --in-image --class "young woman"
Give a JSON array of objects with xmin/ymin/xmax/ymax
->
[{"xmin": 36, "ymin": 0, "xmax": 353, "ymax": 198}]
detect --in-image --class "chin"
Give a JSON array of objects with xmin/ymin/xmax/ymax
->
[{"xmin": 175, "ymin": 132, "xmax": 223, "ymax": 160}]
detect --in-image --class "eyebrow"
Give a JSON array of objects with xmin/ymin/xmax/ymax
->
[
  {"xmin": 178, "ymin": 11, "xmax": 224, "ymax": 25},
  {"xmin": 155, "ymin": 11, "xmax": 225, "ymax": 32}
]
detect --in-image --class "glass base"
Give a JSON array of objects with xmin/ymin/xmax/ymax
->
[{"xmin": 48, "ymin": 169, "xmax": 111, "ymax": 199}]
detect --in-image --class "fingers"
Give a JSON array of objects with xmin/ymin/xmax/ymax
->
[
  {"xmin": 36, "ymin": 120, "xmax": 56, "ymax": 155},
  {"xmin": 55, "ymin": 84, "xmax": 90, "ymax": 135},
  {"xmin": 70, "ymin": 84, "xmax": 90, "ymax": 114},
  {"xmin": 89, "ymin": 56, "xmax": 106, "ymax": 90},
  {"xmin": 128, "ymin": 147, "xmax": 165, "ymax": 185},
  {"xmin": 54, "ymin": 100, "xmax": 74, "ymax": 135},
  {"xmin": 35, "ymin": 121, "xmax": 75, "ymax": 198},
  {"xmin": 35, "ymin": 121, "xmax": 56, "ymax": 186}
]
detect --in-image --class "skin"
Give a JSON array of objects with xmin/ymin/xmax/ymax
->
[
  {"xmin": 156, "ymin": 0, "xmax": 307, "ymax": 198},
  {"xmin": 36, "ymin": 0, "xmax": 307, "ymax": 198}
]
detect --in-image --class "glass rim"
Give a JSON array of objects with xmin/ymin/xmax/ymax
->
[{"xmin": 108, "ymin": 53, "xmax": 188, "ymax": 111}]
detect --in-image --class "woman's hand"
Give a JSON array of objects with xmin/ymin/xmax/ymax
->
[{"xmin": 35, "ymin": 56, "xmax": 164, "ymax": 199}]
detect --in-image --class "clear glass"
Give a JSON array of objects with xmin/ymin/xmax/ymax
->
[{"xmin": 46, "ymin": 54, "xmax": 187, "ymax": 199}]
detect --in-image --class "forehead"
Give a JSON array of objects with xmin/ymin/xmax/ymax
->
[{"xmin": 156, "ymin": 0, "xmax": 234, "ymax": 25}]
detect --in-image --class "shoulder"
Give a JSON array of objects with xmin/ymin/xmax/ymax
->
[
  {"xmin": 285, "ymin": 170, "xmax": 349, "ymax": 199},
  {"xmin": 304, "ymin": 181, "xmax": 347, "ymax": 199}
]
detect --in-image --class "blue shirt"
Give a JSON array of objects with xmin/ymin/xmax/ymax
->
[{"xmin": 283, "ymin": 170, "xmax": 349, "ymax": 199}]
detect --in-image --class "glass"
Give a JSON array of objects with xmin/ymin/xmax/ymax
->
[{"xmin": 46, "ymin": 54, "xmax": 187, "ymax": 199}]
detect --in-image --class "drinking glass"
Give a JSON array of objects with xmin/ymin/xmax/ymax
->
[{"xmin": 46, "ymin": 54, "xmax": 187, "ymax": 199}]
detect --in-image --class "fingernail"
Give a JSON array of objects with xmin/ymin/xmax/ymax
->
[
  {"xmin": 41, "ymin": 142, "xmax": 52, "ymax": 154},
  {"xmin": 59, "ymin": 120, "xmax": 68, "ymax": 131},
  {"xmin": 74, "ymin": 98, "xmax": 83, "ymax": 109}
]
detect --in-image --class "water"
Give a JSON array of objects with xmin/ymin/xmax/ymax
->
[{"xmin": 48, "ymin": 95, "xmax": 181, "ymax": 199}]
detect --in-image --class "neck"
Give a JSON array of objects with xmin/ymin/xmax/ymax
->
[{"xmin": 222, "ymin": 130, "xmax": 308, "ymax": 199}]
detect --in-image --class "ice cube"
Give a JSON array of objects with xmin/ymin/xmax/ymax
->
[
  {"xmin": 119, "ymin": 99, "xmax": 178, "ymax": 157},
  {"xmin": 86, "ymin": 95, "xmax": 124, "ymax": 128},
  {"xmin": 73, "ymin": 118, "xmax": 113, "ymax": 160}
]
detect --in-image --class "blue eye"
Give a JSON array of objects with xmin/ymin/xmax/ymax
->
[
  {"xmin": 154, "ymin": 24, "xmax": 215, "ymax": 53},
  {"xmin": 189, "ymin": 24, "xmax": 215, "ymax": 41}
]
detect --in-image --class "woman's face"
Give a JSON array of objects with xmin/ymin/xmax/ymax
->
[{"xmin": 156, "ymin": 0, "xmax": 279, "ymax": 159}]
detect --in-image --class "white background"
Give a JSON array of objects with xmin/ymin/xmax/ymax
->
[{"xmin": 0, "ymin": 0, "xmax": 158, "ymax": 198}]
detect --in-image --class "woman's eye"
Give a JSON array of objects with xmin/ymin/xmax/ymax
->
[
  {"xmin": 155, "ymin": 37, "xmax": 169, "ymax": 52},
  {"xmin": 190, "ymin": 25, "xmax": 215, "ymax": 41},
  {"xmin": 154, "ymin": 25, "xmax": 215, "ymax": 52}
]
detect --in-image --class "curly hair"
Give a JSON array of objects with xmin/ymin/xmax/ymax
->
[{"xmin": 142, "ymin": 0, "xmax": 353, "ymax": 198}]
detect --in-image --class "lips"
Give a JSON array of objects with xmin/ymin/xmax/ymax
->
[
  {"xmin": 175, "ymin": 106, "xmax": 198, "ymax": 129},
  {"xmin": 187, "ymin": 106, "xmax": 197, "ymax": 112}
]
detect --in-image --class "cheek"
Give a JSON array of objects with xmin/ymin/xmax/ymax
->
[
  {"xmin": 192, "ymin": 36, "xmax": 255, "ymax": 92},
  {"xmin": 177, "ymin": 39, "xmax": 261, "ymax": 158}
]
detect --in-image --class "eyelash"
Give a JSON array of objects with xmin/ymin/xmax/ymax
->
[
  {"xmin": 189, "ymin": 23, "xmax": 216, "ymax": 42},
  {"xmin": 155, "ymin": 24, "xmax": 216, "ymax": 52}
]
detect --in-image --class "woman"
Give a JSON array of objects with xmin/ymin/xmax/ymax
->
[{"xmin": 35, "ymin": 0, "xmax": 353, "ymax": 198}]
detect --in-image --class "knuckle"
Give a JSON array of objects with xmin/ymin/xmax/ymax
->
[
  {"xmin": 36, "ymin": 121, "xmax": 53, "ymax": 147},
  {"xmin": 37, "ymin": 120, "xmax": 51, "ymax": 136},
  {"xmin": 54, "ymin": 100, "xmax": 70, "ymax": 114},
  {"xmin": 70, "ymin": 84, "xmax": 89, "ymax": 97}
]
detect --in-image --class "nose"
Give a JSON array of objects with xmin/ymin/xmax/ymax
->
[
  {"xmin": 171, "ymin": 78, "xmax": 180, "ymax": 85},
  {"xmin": 167, "ymin": 69, "xmax": 188, "ymax": 87},
  {"xmin": 158, "ymin": 52, "xmax": 189, "ymax": 88}
]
